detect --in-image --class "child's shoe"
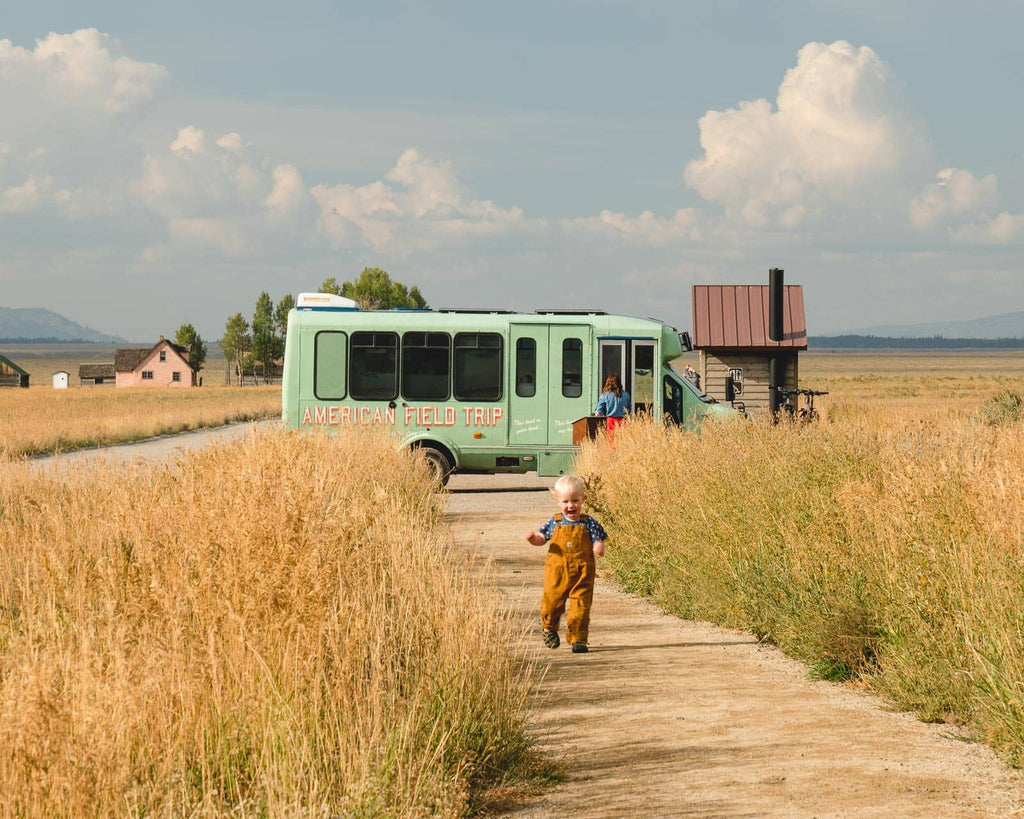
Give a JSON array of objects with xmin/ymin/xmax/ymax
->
[
  {"xmin": 571, "ymin": 642, "xmax": 588, "ymax": 654},
  {"xmin": 543, "ymin": 630, "xmax": 560, "ymax": 649}
]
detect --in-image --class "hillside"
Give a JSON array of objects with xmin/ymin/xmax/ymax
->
[
  {"xmin": 0, "ymin": 307, "xmax": 125, "ymax": 343},
  {"xmin": 846, "ymin": 310, "xmax": 1024, "ymax": 339}
]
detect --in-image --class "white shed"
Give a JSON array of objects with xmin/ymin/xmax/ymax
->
[{"xmin": 52, "ymin": 371, "xmax": 70, "ymax": 389}]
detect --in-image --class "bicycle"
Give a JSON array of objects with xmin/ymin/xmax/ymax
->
[{"xmin": 774, "ymin": 387, "xmax": 828, "ymax": 422}]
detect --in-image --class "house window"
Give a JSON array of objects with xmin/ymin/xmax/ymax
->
[
  {"xmin": 142, "ymin": 371, "xmax": 154, "ymax": 380},
  {"xmin": 172, "ymin": 372, "xmax": 181, "ymax": 382},
  {"xmin": 159, "ymin": 351, "xmax": 167, "ymax": 362}
]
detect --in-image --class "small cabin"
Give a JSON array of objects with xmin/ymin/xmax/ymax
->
[
  {"xmin": 52, "ymin": 371, "xmax": 69, "ymax": 389},
  {"xmin": 691, "ymin": 277, "xmax": 807, "ymax": 416},
  {"xmin": 0, "ymin": 354, "xmax": 29, "ymax": 388},
  {"xmin": 115, "ymin": 336, "xmax": 196, "ymax": 387},
  {"xmin": 79, "ymin": 362, "xmax": 116, "ymax": 386}
]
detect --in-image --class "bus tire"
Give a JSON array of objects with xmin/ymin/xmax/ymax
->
[{"xmin": 417, "ymin": 445, "xmax": 453, "ymax": 487}]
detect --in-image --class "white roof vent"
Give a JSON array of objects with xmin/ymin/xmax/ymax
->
[{"xmin": 296, "ymin": 292, "xmax": 359, "ymax": 310}]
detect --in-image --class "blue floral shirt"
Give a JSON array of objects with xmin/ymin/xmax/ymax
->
[{"xmin": 538, "ymin": 514, "xmax": 608, "ymax": 543}]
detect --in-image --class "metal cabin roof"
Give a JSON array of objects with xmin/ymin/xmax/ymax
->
[{"xmin": 691, "ymin": 284, "xmax": 807, "ymax": 350}]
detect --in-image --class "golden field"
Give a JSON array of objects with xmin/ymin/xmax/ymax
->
[
  {"xmin": 578, "ymin": 349, "xmax": 1024, "ymax": 766},
  {"xmin": 0, "ymin": 428, "xmax": 539, "ymax": 816},
  {"xmin": 0, "ymin": 385, "xmax": 281, "ymax": 457}
]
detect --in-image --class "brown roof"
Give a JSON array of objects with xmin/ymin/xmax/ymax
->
[
  {"xmin": 79, "ymin": 362, "xmax": 115, "ymax": 379},
  {"xmin": 691, "ymin": 284, "xmax": 807, "ymax": 351},
  {"xmin": 114, "ymin": 338, "xmax": 194, "ymax": 374}
]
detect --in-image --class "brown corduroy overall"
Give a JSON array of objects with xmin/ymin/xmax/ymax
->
[{"xmin": 540, "ymin": 514, "xmax": 596, "ymax": 645}]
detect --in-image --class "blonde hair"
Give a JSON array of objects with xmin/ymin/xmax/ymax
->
[{"xmin": 553, "ymin": 474, "xmax": 585, "ymax": 498}]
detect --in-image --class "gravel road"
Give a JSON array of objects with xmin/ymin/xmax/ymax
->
[{"xmin": 445, "ymin": 473, "xmax": 1024, "ymax": 818}]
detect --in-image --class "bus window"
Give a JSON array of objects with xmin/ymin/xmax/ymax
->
[
  {"xmin": 454, "ymin": 333, "xmax": 503, "ymax": 401},
  {"xmin": 314, "ymin": 331, "xmax": 347, "ymax": 399},
  {"xmin": 402, "ymin": 331, "xmax": 450, "ymax": 400},
  {"xmin": 350, "ymin": 331, "xmax": 398, "ymax": 400},
  {"xmin": 562, "ymin": 338, "xmax": 583, "ymax": 398},
  {"xmin": 516, "ymin": 338, "xmax": 536, "ymax": 397}
]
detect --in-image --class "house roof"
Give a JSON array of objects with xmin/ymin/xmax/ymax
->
[
  {"xmin": 79, "ymin": 362, "xmax": 116, "ymax": 379},
  {"xmin": 0, "ymin": 353, "xmax": 29, "ymax": 377},
  {"xmin": 691, "ymin": 284, "xmax": 807, "ymax": 351},
  {"xmin": 114, "ymin": 338, "xmax": 193, "ymax": 373}
]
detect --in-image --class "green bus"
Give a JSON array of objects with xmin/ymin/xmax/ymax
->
[{"xmin": 282, "ymin": 293, "xmax": 735, "ymax": 481}]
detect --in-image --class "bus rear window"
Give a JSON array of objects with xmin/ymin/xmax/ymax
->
[
  {"xmin": 314, "ymin": 331, "xmax": 347, "ymax": 399},
  {"xmin": 454, "ymin": 333, "xmax": 503, "ymax": 401},
  {"xmin": 402, "ymin": 332, "xmax": 450, "ymax": 400},
  {"xmin": 350, "ymin": 331, "xmax": 398, "ymax": 400},
  {"xmin": 562, "ymin": 338, "xmax": 583, "ymax": 398},
  {"xmin": 515, "ymin": 338, "xmax": 536, "ymax": 397}
]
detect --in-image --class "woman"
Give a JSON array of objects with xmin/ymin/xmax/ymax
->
[{"xmin": 594, "ymin": 373, "xmax": 630, "ymax": 435}]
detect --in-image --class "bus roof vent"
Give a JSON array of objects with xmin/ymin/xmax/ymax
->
[
  {"xmin": 535, "ymin": 308, "xmax": 608, "ymax": 315},
  {"xmin": 296, "ymin": 292, "xmax": 359, "ymax": 310},
  {"xmin": 437, "ymin": 308, "xmax": 517, "ymax": 314}
]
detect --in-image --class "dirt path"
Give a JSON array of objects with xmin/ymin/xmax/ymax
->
[{"xmin": 445, "ymin": 475, "xmax": 1024, "ymax": 818}]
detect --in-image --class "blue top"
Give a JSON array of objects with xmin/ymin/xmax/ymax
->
[
  {"xmin": 595, "ymin": 389, "xmax": 631, "ymax": 418},
  {"xmin": 538, "ymin": 514, "xmax": 608, "ymax": 543}
]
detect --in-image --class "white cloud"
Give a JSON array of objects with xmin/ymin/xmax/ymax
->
[
  {"xmin": 311, "ymin": 148, "xmax": 523, "ymax": 249},
  {"xmin": 0, "ymin": 29, "xmax": 166, "ymax": 114},
  {"xmin": 950, "ymin": 212, "xmax": 1024, "ymax": 244},
  {"xmin": 910, "ymin": 168, "xmax": 999, "ymax": 230},
  {"xmin": 684, "ymin": 40, "xmax": 932, "ymax": 231}
]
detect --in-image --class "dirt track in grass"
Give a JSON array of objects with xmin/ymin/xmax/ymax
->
[{"xmin": 445, "ymin": 473, "xmax": 1024, "ymax": 818}]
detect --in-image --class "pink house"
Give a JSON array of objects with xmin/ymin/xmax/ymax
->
[{"xmin": 115, "ymin": 336, "xmax": 197, "ymax": 387}]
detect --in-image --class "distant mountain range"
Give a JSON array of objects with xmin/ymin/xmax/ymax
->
[
  {"xmin": 0, "ymin": 307, "xmax": 126, "ymax": 343},
  {"xmin": 842, "ymin": 310, "xmax": 1024, "ymax": 340}
]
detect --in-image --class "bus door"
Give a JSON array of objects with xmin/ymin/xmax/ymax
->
[
  {"xmin": 598, "ymin": 338, "xmax": 657, "ymax": 415},
  {"xmin": 548, "ymin": 325, "xmax": 591, "ymax": 444},
  {"xmin": 508, "ymin": 325, "xmax": 547, "ymax": 446}
]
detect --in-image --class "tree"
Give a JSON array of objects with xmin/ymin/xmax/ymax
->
[
  {"xmin": 318, "ymin": 277, "xmax": 341, "ymax": 296},
  {"xmin": 174, "ymin": 323, "xmax": 207, "ymax": 374},
  {"xmin": 320, "ymin": 268, "xmax": 428, "ymax": 309},
  {"xmin": 274, "ymin": 293, "xmax": 295, "ymax": 338},
  {"xmin": 252, "ymin": 291, "xmax": 283, "ymax": 385},
  {"xmin": 222, "ymin": 313, "xmax": 251, "ymax": 386}
]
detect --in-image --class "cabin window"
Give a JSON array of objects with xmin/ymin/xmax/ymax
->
[
  {"xmin": 172, "ymin": 371, "xmax": 181, "ymax": 382},
  {"xmin": 142, "ymin": 371, "xmax": 154, "ymax": 380},
  {"xmin": 402, "ymin": 332, "xmax": 450, "ymax": 400},
  {"xmin": 561, "ymin": 338, "xmax": 583, "ymax": 398},
  {"xmin": 350, "ymin": 331, "xmax": 397, "ymax": 400},
  {"xmin": 314, "ymin": 331, "xmax": 347, "ymax": 399},
  {"xmin": 454, "ymin": 333, "xmax": 503, "ymax": 401},
  {"xmin": 515, "ymin": 338, "xmax": 536, "ymax": 397}
]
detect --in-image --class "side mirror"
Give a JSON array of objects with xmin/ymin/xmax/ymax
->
[{"xmin": 679, "ymin": 331, "xmax": 692, "ymax": 352}]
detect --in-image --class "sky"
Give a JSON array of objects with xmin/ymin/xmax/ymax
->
[{"xmin": 1, "ymin": 1, "xmax": 1022, "ymax": 341}]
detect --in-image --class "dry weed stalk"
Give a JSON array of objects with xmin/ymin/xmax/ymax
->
[
  {"xmin": 0, "ymin": 428, "xmax": 532, "ymax": 816},
  {"xmin": 577, "ymin": 408, "xmax": 1024, "ymax": 764}
]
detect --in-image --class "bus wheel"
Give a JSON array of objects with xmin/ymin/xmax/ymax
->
[{"xmin": 418, "ymin": 446, "xmax": 453, "ymax": 487}]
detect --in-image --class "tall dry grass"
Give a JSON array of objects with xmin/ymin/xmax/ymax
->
[
  {"xmin": 0, "ymin": 428, "xmax": 535, "ymax": 816},
  {"xmin": 577, "ymin": 408, "xmax": 1024, "ymax": 764},
  {"xmin": 0, "ymin": 386, "xmax": 280, "ymax": 458}
]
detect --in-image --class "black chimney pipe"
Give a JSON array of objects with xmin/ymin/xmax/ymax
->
[
  {"xmin": 768, "ymin": 268, "xmax": 784, "ymax": 417},
  {"xmin": 768, "ymin": 267, "xmax": 784, "ymax": 342}
]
